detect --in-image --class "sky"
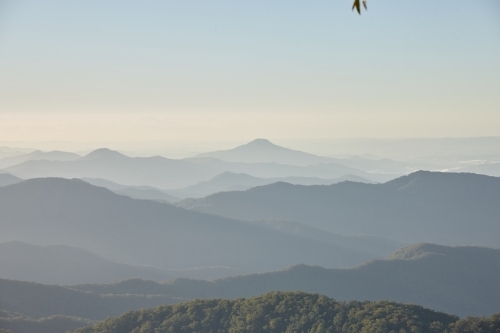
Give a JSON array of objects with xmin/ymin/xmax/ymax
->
[{"xmin": 0, "ymin": 0, "xmax": 499, "ymax": 153}]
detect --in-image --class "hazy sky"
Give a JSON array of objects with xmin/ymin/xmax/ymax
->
[{"xmin": 0, "ymin": 0, "xmax": 499, "ymax": 149}]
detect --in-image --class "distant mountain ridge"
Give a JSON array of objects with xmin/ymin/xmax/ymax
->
[
  {"xmin": 167, "ymin": 171, "xmax": 375, "ymax": 198},
  {"xmin": 0, "ymin": 178, "xmax": 398, "ymax": 273},
  {"xmin": 5, "ymin": 149, "xmax": 220, "ymax": 189},
  {"xmin": 0, "ymin": 241, "xmax": 172, "ymax": 284},
  {"xmin": 5, "ymin": 144, "xmax": 397, "ymax": 189},
  {"xmin": 0, "ymin": 174, "xmax": 23, "ymax": 187},
  {"xmin": 179, "ymin": 171, "xmax": 500, "ymax": 247},
  {"xmin": 186, "ymin": 157, "xmax": 396, "ymax": 183},
  {"xmin": 70, "ymin": 243, "xmax": 500, "ymax": 318},
  {"xmin": 189, "ymin": 138, "xmax": 331, "ymax": 166},
  {"xmin": 189, "ymin": 139, "xmax": 421, "ymax": 176},
  {"xmin": 82, "ymin": 177, "xmax": 179, "ymax": 202},
  {"xmin": 0, "ymin": 150, "xmax": 80, "ymax": 169},
  {"xmin": 1, "ymin": 243, "xmax": 499, "ymax": 328},
  {"xmin": 0, "ymin": 241, "xmax": 242, "ymax": 283}
]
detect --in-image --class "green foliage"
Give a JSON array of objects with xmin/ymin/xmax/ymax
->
[
  {"xmin": 73, "ymin": 292, "xmax": 500, "ymax": 333},
  {"xmin": 448, "ymin": 314, "xmax": 500, "ymax": 333}
]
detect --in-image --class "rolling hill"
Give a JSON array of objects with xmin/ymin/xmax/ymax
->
[
  {"xmin": 74, "ymin": 292, "xmax": 474, "ymax": 333},
  {"xmin": 5, "ymin": 149, "xmax": 220, "ymax": 189},
  {"xmin": 0, "ymin": 178, "xmax": 397, "ymax": 273},
  {"xmin": 186, "ymin": 157, "xmax": 396, "ymax": 183},
  {"xmin": 167, "ymin": 171, "xmax": 375, "ymax": 198},
  {"xmin": 0, "ymin": 278, "xmax": 176, "ymax": 320},
  {"xmin": 0, "ymin": 241, "xmax": 173, "ymax": 284},
  {"xmin": 0, "ymin": 241, "xmax": 246, "ymax": 283},
  {"xmin": 4, "ymin": 146, "xmax": 394, "ymax": 189},
  {"xmin": 1, "ymin": 243, "xmax": 499, "ymax": 333},
  {"xmin": 81, "ymin": 177, "xmax": 180, "ymax": 202},
  {"xmin": 179, "ymin": 171, "xmax": 500, "ymax": 247},
  {"xmin": 0, "ymin": 174, "xmax": 23, "ymax": 187},
  {"xmin": 71, "ymin": 243, "xmax": 500, "ymax": 317},
  {"xmin": 0, "ymin": 150, "xmax": 81, "ymax": 169}
]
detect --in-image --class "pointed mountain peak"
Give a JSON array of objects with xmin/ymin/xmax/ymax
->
[
  {"xmin": 245, "ymin": 138, "xmax": 276, "ymax": 147},
  {"xmin": 82, "ymin": 148, "xmax": 127, "ymax": 160},
  {"xmin": 191, "ymin": 138, "xmax": 328, "ymax": 166}
]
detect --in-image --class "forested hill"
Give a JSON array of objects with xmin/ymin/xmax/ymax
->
[
  {"xmin": 75, "ymin": 292, "xmax": 500, "ymax": 333},
  {"xmin": 179, "ymin": 171, "xmax": 500, "ymax": 247}
]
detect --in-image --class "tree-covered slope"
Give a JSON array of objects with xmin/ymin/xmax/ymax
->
[
  {"xmin": 179, "ymin": 171, "xmax": 500, "ymax": 246},
  {"xmin": 74, "ymin": 292, "xmax": 500, "ymax": 333}
]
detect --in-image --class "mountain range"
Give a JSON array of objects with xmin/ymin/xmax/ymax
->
[
  {"xmin": 69, "ymin": 243, "xmax": 500, "ymax": 317},
  {"xmin": 82, "ymin": 177, "xmax": 180, "ymax": 202},
  {"xmin": 0, "ymin": 178, "xmax": 399, "ymax": 274},
  {"xmin": 3, "ymin": 149, "xmax": 219, "ymax": 189},
  {"xmin": 0, "ymin": 241, "xmax": 247, "ymax": 283},
  {"xmin": 0, "ymin": 241, "xmax": 171, "ymax": 284},
  {"xmin": 0, "ymin": 146, "xmax": 34, "ymax": 159},
  {"xmin": 179, "ymin": 171, "xmax": 500, "ymax": 247},
  {"xmin": 3, "ymin": 144, "xmax": 393, "ymax": 189},
  {"xmin": 167, "ymin": 171, "xmax": 375, "ymax": 199},
  {"xmin": 1, "ymin": 243, "xmax": 499, "ymax": 333},
  {"xmin": 186, "ymin": 157, "xmax": 396, "ymax": 183},
  {"xmin": 189, "ymin": 138, "xmax": 331, "ymax": 166},
  {"xmin": 0, "ymin": 150, "xmax": 81, "ymax": 169},
  {"xmin": 189, "ymin": 139, "xmax": 428, "ymax": 175}
]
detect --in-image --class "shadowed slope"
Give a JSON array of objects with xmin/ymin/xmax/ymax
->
[
  {"xmin": 0, "ymin": 178, "xmax": 387, "ymax": 272},
  {"xmin": 179, "ymin": 171, "xmax": 500, "ymax": 246},
  {"xmin": 72, "ymin": 244, "xmax": 500, "ymax": 317},
  {"xmin": 0, "ymin": 174, "xmax": 23, "ymax": 187}
]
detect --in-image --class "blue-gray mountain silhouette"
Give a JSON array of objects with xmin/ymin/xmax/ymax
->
[
  {"xmin": 0, "ymin": 178, "xmax": 398, "ymax": 273},
  {"xmin": 179, "ymin": 171, "xmax": 500, "ymax": 247},
  {"xmin": 167, "ymin": 171, "xmax": 375, "ymax": 198},
  {"xmin": 0, "ymin": 173, "xmax": 23, "ymax": 187}
]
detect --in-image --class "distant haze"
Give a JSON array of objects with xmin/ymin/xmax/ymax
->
[{"xmin": 0, "ymin": 1, "xmax": 499, "ymax": 147}]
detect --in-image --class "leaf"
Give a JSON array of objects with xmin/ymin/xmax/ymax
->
[{"xmin": 352, "ymin": 0, "xmax": 361, "ymax": 14}]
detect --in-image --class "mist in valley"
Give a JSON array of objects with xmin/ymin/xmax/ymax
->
[{"xmin": 0, "ymin": 1, "xmax": 499, "ymax": 333}]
